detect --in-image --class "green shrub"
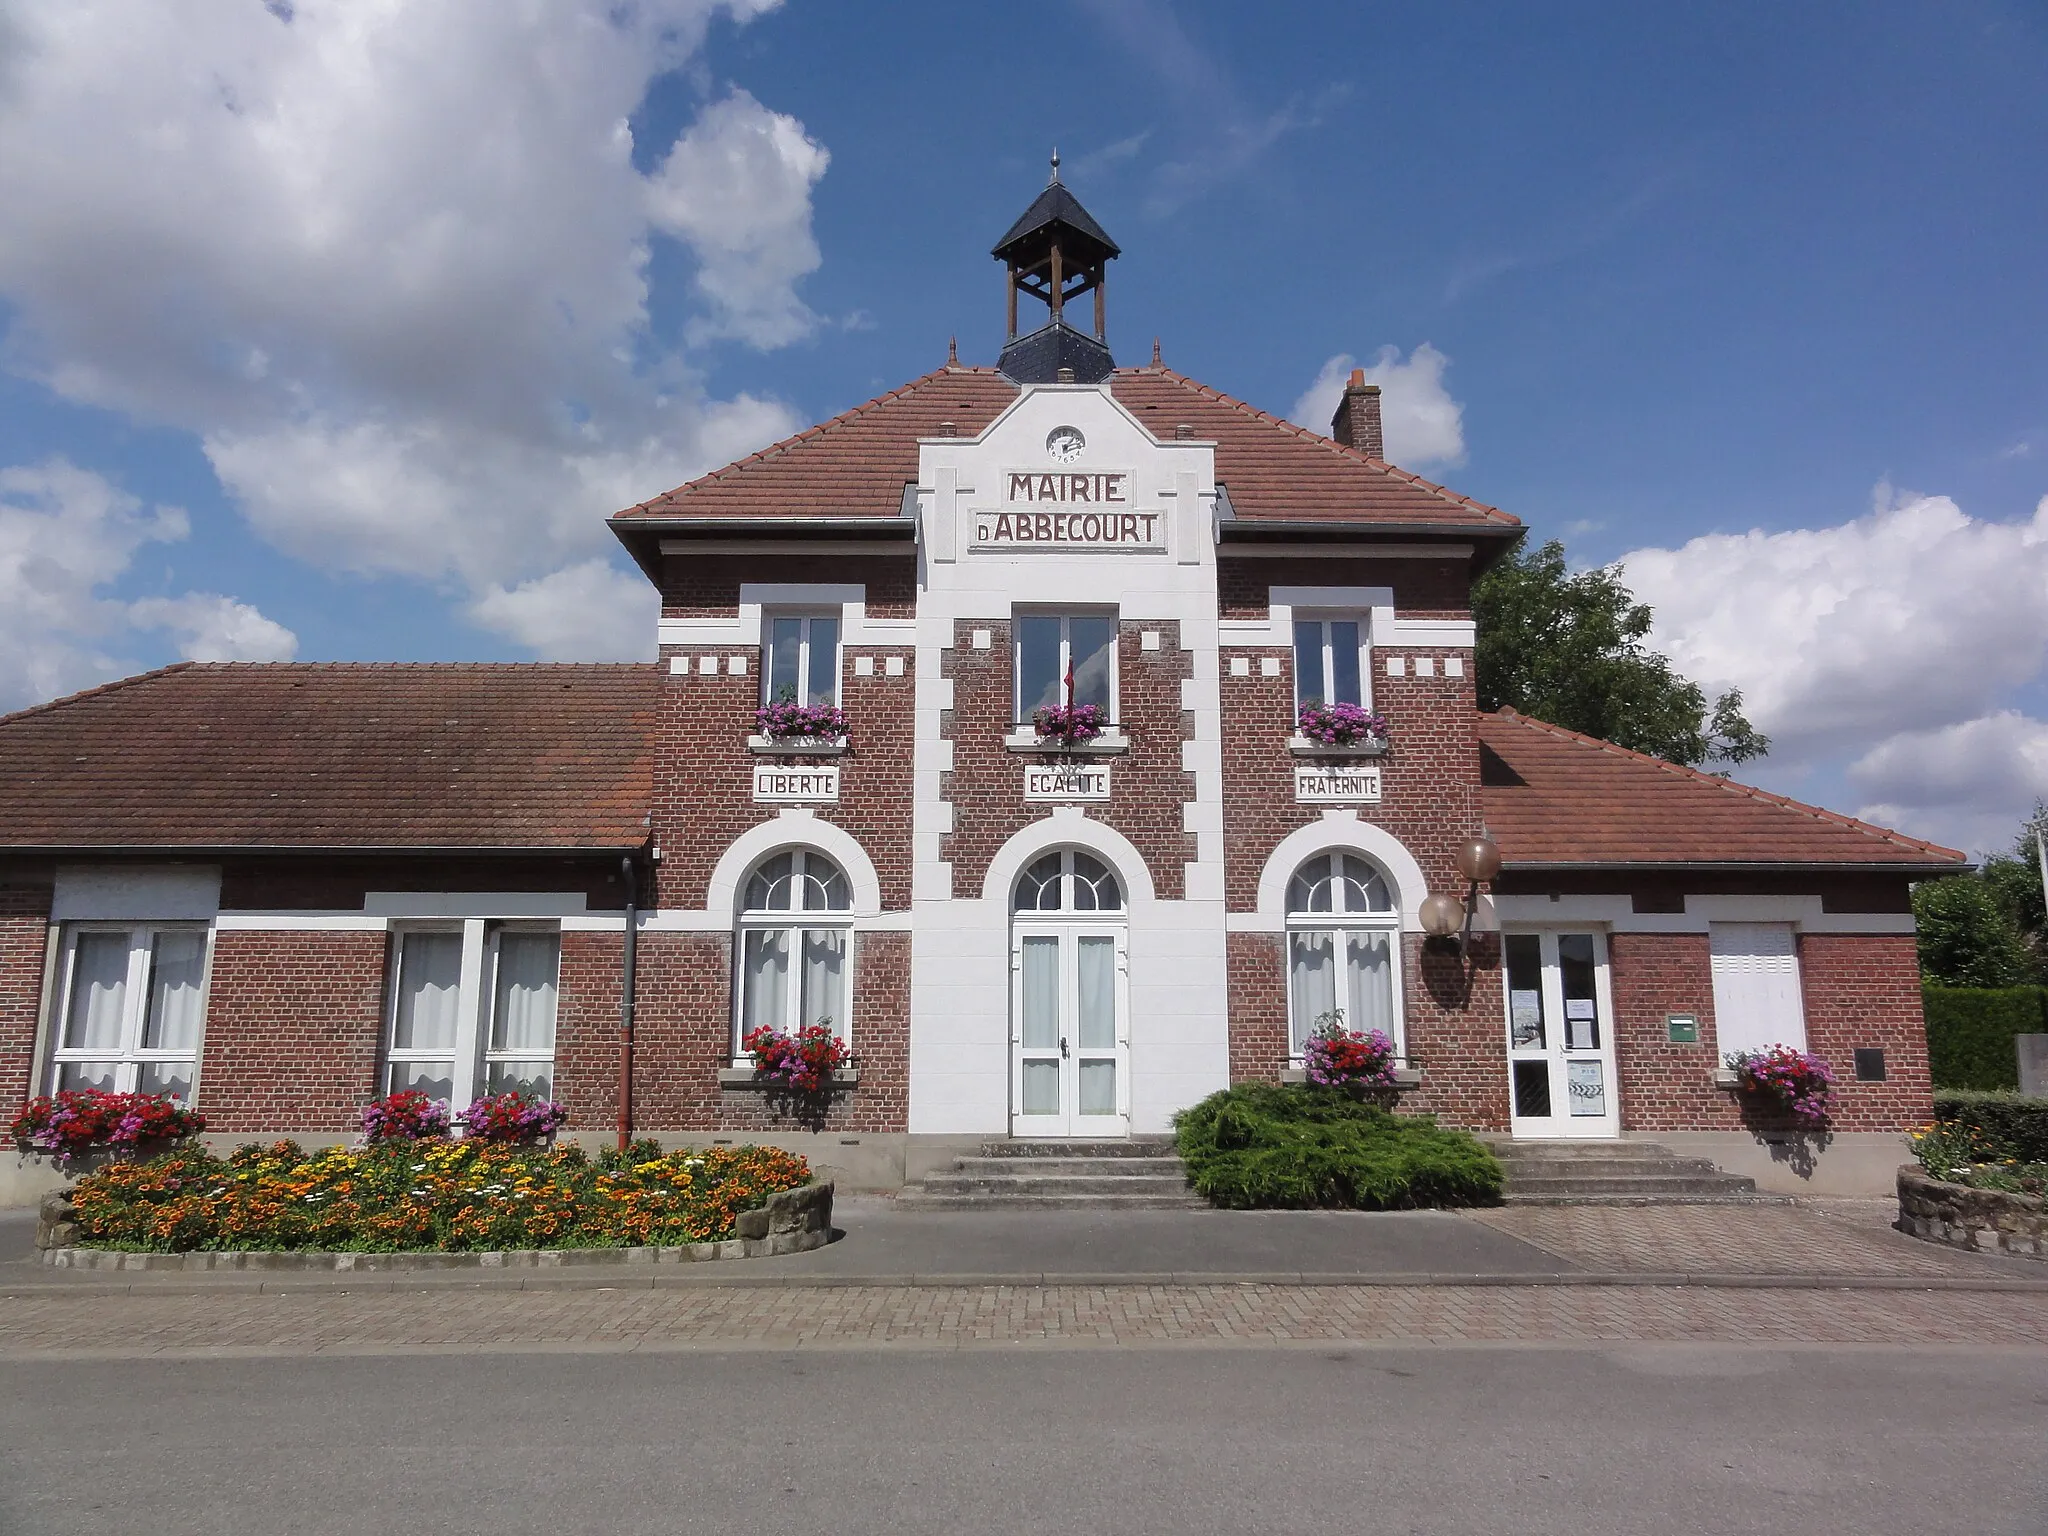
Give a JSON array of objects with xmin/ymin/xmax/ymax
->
[
  {"xmin": 1934, "ymin": 1089, "xmax": 2048, "ymax": 1164},
  {"xmin": 1922, "ymin": 986, "xmax": 2048, "ymax": 1089},
  {"xmin": 1173, "ymin": 1083, "xmax": 1503, "ymax": 1210}
]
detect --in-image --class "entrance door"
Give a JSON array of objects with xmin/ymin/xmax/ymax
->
[
  {"xmin": 1503, "ymin": 930, "xmax": 1620, "ymax": 1138},
  {"xmin": 1011, "ymin": 923, "xmax": 1129, "ymax": 1137}
]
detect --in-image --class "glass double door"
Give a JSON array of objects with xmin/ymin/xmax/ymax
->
[
  {"xmin": 1503, "ymin": 930, "xmax": 1620, "ymax": 1138},
  {"xmin": 1011, "ymin": 923, "xmax": 1129, "ymax": 1137}
]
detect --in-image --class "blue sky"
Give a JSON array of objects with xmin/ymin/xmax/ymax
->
[{"xmin": 1, "ymin": 1, "xmax": 2044, "ymax": 854}]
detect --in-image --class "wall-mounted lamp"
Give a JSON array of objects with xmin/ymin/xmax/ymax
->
[{"xmin": 1423, "ymin": 833, "xmax": 1502, "ymax": 954}]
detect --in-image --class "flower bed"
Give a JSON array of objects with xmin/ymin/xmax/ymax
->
[
  {"xmin": 1297, "ymin": 701, "xmax": 1387, "ymax": 749},
  {"xmin": 1030, "ymin": 702, "xmax": 1107, "ymax": 746},
  {"xmin": 756, "ymin": 699, "xmax": 848, "ymax": 742},
  {"xmin": 10, "ymin": 1089, "xmax": 206, "ymax": 1164},
  {"xmin": 1725, "ymin": 1044, "xmax": 1834, "ymax": 1126},
  {"xmin": 61, "ymin": 1138, "xmax": 813, "ymax": 1252}
]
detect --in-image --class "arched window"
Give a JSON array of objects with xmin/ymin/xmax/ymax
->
[
  {"xmin": 736, "ymin": 849, "xmax": 852, "ymax": 1048},
  {"xmin": 1285, "ymin": 852, "xmax": 1400, "ymax": 1057},
  {"xmin": 1012, "ymin": 849, "xmax": 1124, "ymax": 913}
]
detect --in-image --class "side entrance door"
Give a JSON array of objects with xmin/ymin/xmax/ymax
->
[
  {"xmin": 1011, "ymin": 923, "xmax": 1129, "ymax": 1138},
  {"xmin": 1503, "ymin": 930, "xmax": 1621, "ymax": 1138}
]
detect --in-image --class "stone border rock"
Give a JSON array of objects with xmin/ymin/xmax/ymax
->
[
  {"xmin": 36, "ymin": 1181, "xmax": 833, "ymax": 1271},
  {"xmin": 1896, "ymin": 1166, "xmax": 2045, "ymax": 1261}
]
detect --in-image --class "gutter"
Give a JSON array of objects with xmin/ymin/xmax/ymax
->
[
  {"xmin": 618, "ymin": 853, "xmax": 639, "ymax": 1153},
  {"xmin": 0, "ymin": 844, "xmax": 647, "ymax": 859},
  {"xmin": 1498, "ymin": 860, "xmax": 1972, "ymax": 875}
]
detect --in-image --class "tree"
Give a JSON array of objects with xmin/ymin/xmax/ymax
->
[
  {"xmin": 1968, "ymin": 803, "xmax": 2047, "ymax": 984},
  {"xmin": 1914, "ymin": 875, "xmax": 2035, "ymax": 988},
  {"xmin": 1471, "ymin": 538, "xmax": 1768, "ymax": 768}
]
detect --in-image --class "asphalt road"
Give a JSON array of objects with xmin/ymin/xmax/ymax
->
[{"xmin": 4, "ymin": 1344, "xmax": 2042, "ymax": 1535}]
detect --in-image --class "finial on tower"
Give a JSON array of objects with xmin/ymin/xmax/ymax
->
[
  {"xmin": 1049, "ymin": 146, "xmax": 1060, "ymax": 183},
  {"xmin": 947, "ymin": 335, "xmax": 958, "ymax": 365},
  {"xmin": 1151, "ymin": 337, "xmax": 1161, "ymax": 366}
]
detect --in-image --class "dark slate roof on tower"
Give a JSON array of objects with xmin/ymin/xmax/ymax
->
[
  {"xmin": 998, "ymin": 322, "xmax": 1115, "ymax": 385},
  {"xmin": 991, "ymin": 179, "xmax": 1120, "ymax": 266}
]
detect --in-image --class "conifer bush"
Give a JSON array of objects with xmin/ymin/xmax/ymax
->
[{"xmin": 1173, "ymin": 1083, "xmax": 1503, "ymax": 1209}]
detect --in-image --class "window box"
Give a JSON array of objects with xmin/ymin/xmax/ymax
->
[
  {"xmin": 1003, "ymin": 725, "xmax": 1130, "ymax": 756},
  {"xmin": 718, "ymin": 1067, "xmax": 861, "ymax": 1090},
  {"xmin": 747, "ymin": 735, "xmax": 850, "ymax": 756},
  {"xmin": 1711, "ymin": 1067, "xmax": 1741, "ymax": 1088},
  {"xmin": 1280, "ymin": 1066, "xmax": 1423, "ymax": 1088},
  {"xmin": 1288, "ymin": 734, "xmax": 1389, "ymax": 758}
]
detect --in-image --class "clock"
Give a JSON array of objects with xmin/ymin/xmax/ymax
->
[{"xmin": 1046, "ymin": 426, "xmax": 1085, "ymax": 463}]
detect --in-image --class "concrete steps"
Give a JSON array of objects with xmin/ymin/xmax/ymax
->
[
  {"xmin": 1489, "ymin": 1140, "xmax": 1780, "ymax": 1205},
  {"xmin": 901, "ymin": 1138, "xmax": 1205, "ymax": 1210}
]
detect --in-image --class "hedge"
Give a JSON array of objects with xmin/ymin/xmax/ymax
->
[
  {"xmin": 1921, "ymin": 985, "xmax": 2048, "ymax": 1090},
  {"xmin": 1933, "ymin": 1090, "xmax": 2048, "ymax": 1164},
  {"xmin": 1173, "ymin": 1083, "xmax": 1503, "ymax": 1210}
]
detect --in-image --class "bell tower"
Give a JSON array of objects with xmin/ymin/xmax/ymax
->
[{"xmin": 992, "ymin": 149, "xmax": 1121, "ymax": 384}]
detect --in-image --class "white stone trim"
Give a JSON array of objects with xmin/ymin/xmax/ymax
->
[
  {"xmin": 1489, "ymin": 893, "xmax": 1918, "ymax": 934},
  {"xmin": 702, "ymin": 809, "xmax": 885, "ymax": 921},
  {"xmin": 213, "ymin": 913, "xmax": 391, "ymax": 931},
  {"xmin": 977, "ymin": 806, "xmax": 1160, "ymax": 907},
  {"xmin": 657, "ymin": 584, "xmax": 917, "ymax": 652},
  {"xmin": 52, "ymin": 865, "xmax": 221, "ymax": 922},
  {"xmin": 364, "ymin": 892, "xmax": 591, "ymax": 918},
  {"xmin": 1242, "ymin": 812, "xmax": 1432, "ymax": 929},
  {"xmin": 1380, "ymin": 617, "xmax": 1477, "ymax": 649}
]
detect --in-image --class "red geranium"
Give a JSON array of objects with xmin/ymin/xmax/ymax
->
[
  {"xmin": 10, "ymin": 1089, "xmax": 205, "ymax": 1163},
  {"xmin": 743, "ymin": 1023, "xmax": 851, "ymax": 1094}
]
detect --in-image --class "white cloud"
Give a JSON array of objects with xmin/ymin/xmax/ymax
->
[
  {"xmin": 1849, "ymin": 712, "xmax": 2048, "ymax": 857},
  {"xmin": 0, "ymin": 457, "xmax": 295, "ymax": 710},
  {"xmin": 126, "ymin": 594, "xmax": 299, "ymax": 664},
  {"xmin": 1617, "ymin": 487, "xmax": 2048, "ymax": 854},
  {"xmin": 1290, "ymin": 345, "xmax": 1466, "ymax": 469},
  {"xmin": 646, "ymin": 88, "xmax": 830, "ymax": 348},
  {"xmin": 467, "ymin": 560, "xmax": 658, "ymax": 663},
  {"xmin": 0, "ymin": 1, "xmax": 815, "ymax": 656},
  {"xmin": 1620, "ymin": 489, "xmax": 2048, "ymax": 758}
]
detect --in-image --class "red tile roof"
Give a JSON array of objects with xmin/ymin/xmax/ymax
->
[
  {"xmin": 0, "ymin": 664, "xmax": 660, "ymax": 851},
  {"xmin": 611, "ymin": 364, "xmax": 1519, "ymax": 531},
  {"xmin": 1478, "ymin": 710, "xmax": 1965, "ymax": 869}
]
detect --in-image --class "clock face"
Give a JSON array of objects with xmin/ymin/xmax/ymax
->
[{"xmin": 1046, "ymin": 426, "xmax": 1085, "ymax": 463}]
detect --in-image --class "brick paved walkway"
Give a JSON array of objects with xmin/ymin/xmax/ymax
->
[
  {"xmin": 1465, "ymin": 1202, "xmax": 2022, "ymax": 1278},
  {"xmin": 2, "ymin": 1281, "xmax": 2044, "ymax": 1358}
]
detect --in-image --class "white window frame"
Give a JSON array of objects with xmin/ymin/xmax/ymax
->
[
  {"xmin": 1292, "ymin": 611, "xmax": 1373, "ymax": 711},
  {"xmin": 44, "ymin": 922, "xmax": 213, "ymax": 1102},
  {"xmin": 1012, "ymin": 608, "xmax": 1120, "ymax": 726},
  {"xmin": 761, "ymin": 611, "xmax": 842, "ymax": 708},
  {"xmin": 733, "ymin": 849, "xmax": 855, "ymax": 1060},
  {"xmin": 1282, "ymin": 853, "xmax": 1404, "ymax": 1060},
  {"xmin": 381, "ymin": 920, "xmax": 562, "ymax": 1113}
]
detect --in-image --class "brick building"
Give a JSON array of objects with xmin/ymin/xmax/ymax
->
[{"xmin": 0, "ymin": 170, "xmax": 1961, "ymax": 1202}]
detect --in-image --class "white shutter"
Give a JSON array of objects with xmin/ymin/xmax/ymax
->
[{"xmin": 1709, "ymin": 923, "xmax": 1806, "ymax": 1058}]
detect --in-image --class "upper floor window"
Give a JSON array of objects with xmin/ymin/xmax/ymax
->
[
  {"xmin": 1016, "ymin": 612, "xmax": 1116, "ymax": 721},
  {"xmin": 764, "ymin": 614, "xmax": 840, "ymax": 707},
  {"xmin": 736, "ymin": 849, "xmax": 852, "ymax": 1049},
  {"xmin": 384, "ymin": 923, "xmax": 560, "ymax": 1107},
  {"xmin": 47, "ymin": 925, "xmax": 208, "ymax": 1101},
  {"xmin": 1293, "ymin": 617, "xmax": 1369, "ymax": 710}
]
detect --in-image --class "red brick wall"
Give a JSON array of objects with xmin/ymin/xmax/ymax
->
[
  {"xmin": 626, "ymin": 928, "xmax": 909, "ymax": 1134},
  {"xmin": 219, "ymin": 858, "xmax": 629, "ymax": 912},
  {"xmin": 1608, "ymin": 929, "xmax": 1933, "ymax": 1133},
  {"xmin": 659, "ymin": 553, "xmax": 916, "ymax": 618},
  {"xmin": 556, "ymin": 929, "xmax": 623, "ymax": 1137},
  {"xmin": 0, "ymin": 882, "xmax": 53, "ymax": 1107},
  {"xmin": 1610, "ymin": 931, "xmax": 1730, "ymax": 1131},
  {"xmin": 1397, "ymin": 934, "xmax": 1510, "ymax": 1129},
  {"xmin": 1800, "ymin": 933, "xmax": 1934, "ymax": 1131},
  {"xmin": 1216, "ymin": 556, "xmax": 1470, "ymax": 617},
  {"xmin": 199, "ymin": 930, "xmax": 388, "ymax": 1132},
  {"xmin": 652, "ymin": 652, "xmax": 914, "ymax": 913},
  {"xmin": 941, "ymin": 619, "xmax": 1195, "ymax": 900},
  {"xmin": 1227, "ymin": 933, "xmax": 1289, "ymax": 1083}
]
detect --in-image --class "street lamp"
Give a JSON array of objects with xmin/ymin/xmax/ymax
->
[{"xmin": 1423, "ymin": 832, "xmax": 1503, "ymax": 954}]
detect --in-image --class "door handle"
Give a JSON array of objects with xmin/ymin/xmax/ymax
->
[{"xmin": 1060, "ymin": 1037, "xmax": 1069, "ymax": 1059}]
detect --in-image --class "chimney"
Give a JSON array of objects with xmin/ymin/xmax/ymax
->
[{"xmin": 1329, "ymin": 367, "xmax": 1384, "ymax": 459}]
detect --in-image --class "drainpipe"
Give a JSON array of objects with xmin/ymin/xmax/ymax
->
[{"xmin": 617, "ymin": 852, "xmax": 640, "ymax": 1153}]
